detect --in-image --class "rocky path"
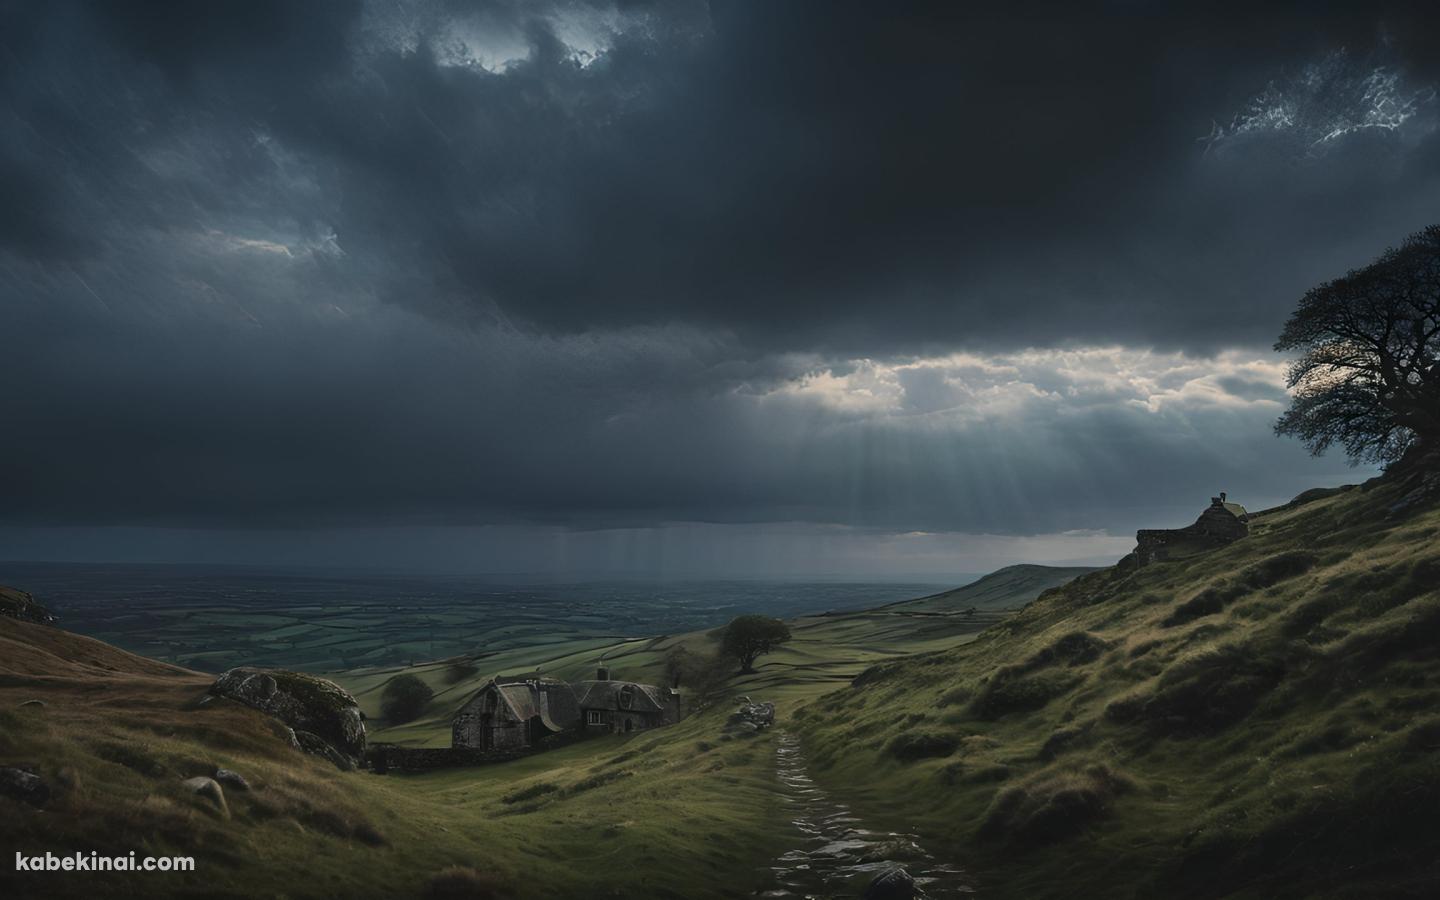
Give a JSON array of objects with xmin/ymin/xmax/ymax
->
[{"xmin": 761, "ymin": 731, "xmax": 974, "ymax": 899}]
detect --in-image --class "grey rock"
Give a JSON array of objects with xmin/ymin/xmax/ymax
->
[
  {"xmin": 0, "ymin": 767, "xmax": 50, "ymax": 808},
  {"xmin": 213, "ymin": 768, "xmax": 250, "ymax": 792},
  {"xmin": 181, "ymin": 776, "xmax": 229, "ymax": 817},
  {"xmin": 209, "ymin": 667, "xmax": 365, "ymax": 768},
  {"xmin": 864, "ymin": 866, "xmax": 917, "ymax": 900},
  {"xmin": 724, "ymin": 698, "xmax": 776, "ymax": 732},
  {"xmin": 295, "ymin": 730, "xmax": 355, "ymax": 771}
]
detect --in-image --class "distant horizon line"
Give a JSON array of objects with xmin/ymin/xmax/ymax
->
[{"xmin": 0, "ymin": 558, "xmax": 1108, "ymax": 584}]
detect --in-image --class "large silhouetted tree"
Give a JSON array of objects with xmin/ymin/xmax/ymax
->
[{"xmin": 1276, "ymin": 225, "xmax": 1440, "ymax": 465}]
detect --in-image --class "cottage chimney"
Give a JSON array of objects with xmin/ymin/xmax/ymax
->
[
  {"xmin": 1220, "ymin": 491, "xmax": 1227, "ymax": 502},
  {"xmin": 596, "ymin": 664, "xmax": 610, "ymax": 681}
]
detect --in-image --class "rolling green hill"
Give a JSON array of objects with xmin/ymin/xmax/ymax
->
[
  {"xmin": 886, "ymin": 564, "xmax": 1098, "ymax": 614},
  {"xmin": 796, "ymin": 475, "xmax": 1440, "ymax": 898}
]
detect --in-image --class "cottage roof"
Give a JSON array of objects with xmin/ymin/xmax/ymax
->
[
  {"xmin": 1221, "ymin": 501, "xmax": 1248, "ymax": 519},
  {"xmin": 483, "ymin": 678, "xmax": 578, "ymax": 732},
  {"xmin": 573, "ymin": 679, "xmax": 668, "ymax": 714}
]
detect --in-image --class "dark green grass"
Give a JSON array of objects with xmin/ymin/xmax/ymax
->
[{"xmin": 797, "ymin": 477, "xmax": 1440, "ymax": 899}]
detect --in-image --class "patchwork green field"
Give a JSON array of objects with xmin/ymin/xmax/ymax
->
[{"xmin": 0, "ymin": 567, "xmax": 959, "ymax": 674}]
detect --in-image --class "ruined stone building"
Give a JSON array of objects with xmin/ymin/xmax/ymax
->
[
  {"xmin": 1133, "ymin": 492, "xmax": 1250, "ymax": 565},
  {"xmin": 451, "ymin": 664, "xmax": 682, "ymax": 753}
]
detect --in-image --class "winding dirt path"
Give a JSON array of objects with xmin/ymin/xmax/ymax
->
[{"xmin": 762, "ymin": 731, "xmax": 974, "ymax": 898}]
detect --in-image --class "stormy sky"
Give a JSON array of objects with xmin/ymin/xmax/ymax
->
[{"xmin": 3, "ymin": 0, "xmax": 1437, "ymax": 576}]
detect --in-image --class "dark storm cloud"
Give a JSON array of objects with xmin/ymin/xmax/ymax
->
[
  {"xmin": 7, "ymin": 1, "xmax": 1440, "ymax": 349},
  {"xmin": 0, "ymin": 0, "xmax": 1425, "ymax": 549}
]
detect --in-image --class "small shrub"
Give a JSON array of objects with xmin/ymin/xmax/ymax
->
[
  {"xmin": 1328, "ymin": 599, "xmax": 1440, "ymax": 671},
  {"xmin": 1282, "ymin": 592, "xmax": 1348, "ymax": 638},
  {"xmin": 94, "ymin": 740, "xmax": 168, "ymax": 777},
  {"xmin": 937, "ymin": 686, "xmax": 972, "ymax": 707},
  {"xmin": 1163, "ymin": 585, "xmax": 1241, "ymax": 627},
  {"xmin": 938, "ymin": 761, "xmax": 966, "ymax": 785},
  {"xmin": 423, "ymin": 866, "xmax": 506, "ymax": 900},
  {"xmin": 971, "ymin": 669, "xmax": 1081, "ymax": 720},
  {"xmin": 566, "ymin": 770, "xmax": 632, "ymax": 795},
  {"xmin": 1038, "ymin": 724, "xmax": 1093, "ymax": 761},
  {"xmin": 1237, "ymin": 551, "xmax": 1319, "ymax": 589},
  {"xmin": 1025, "ymin": 632, "xmax": 1108, "ymax": 668},
  {"xmin": 885, "ymin": 730, "xmax": 960, "ymax": 761},
  {"xmin": 603, "ymin": 750, "xmax": 640, "ymax": 767},
  {"xmin": 380, "ymin": 674, "xmax": 435, "ymax": 724},
  {"xmin": 962, "ymin": 764, "xmax": 1012, "ymax": 784},
  {"xmin": 852, "ymin": 663, "xmax": 897, "ymax": 689},
  {"xmin": 1105, "ymin": 644, "xmax": 1283, "ymax": 736},
  {"xmin": 978, "ymin": 765, "xmax": 1133, "ymax": 848},
  {"xmin": 1128, "ymin": 639, "xmax": 1162, "ymax": 659},
  {"xmin": 501, "ymin": 782, "xmax": 558, "ymax": 805},
  {"xmin": 1279, "ymin": 724, "xmax": 1360, "ymax": 759}
]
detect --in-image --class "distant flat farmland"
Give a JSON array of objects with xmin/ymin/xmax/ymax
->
[{"xmin": 0, "ymin": 562, "xmax": 961, "ymax": 674}]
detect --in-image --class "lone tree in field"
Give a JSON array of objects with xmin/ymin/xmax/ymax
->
[
  {"xmin": 720, "ymin": 615, "xmax": 791, "ymax": 674},
  {"xmin": 1276, "ymin": 224, "xmax": 1440, "ymax": 466},
  {"xmin": 380, "ymin": 673, "xmax": 434, "ymax": 724}
]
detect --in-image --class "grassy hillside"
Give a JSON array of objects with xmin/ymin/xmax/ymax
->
[
  {"xmin": 0, "ymin": 616, "xmax": 787, "ymax": 899},
  {"xmin": 796, "ymin": 477, "xmax": 1440, "ymax": 898},
  {"xmin": 888, "ymin": 564, "xmax": 1097, "ymax": 614}
]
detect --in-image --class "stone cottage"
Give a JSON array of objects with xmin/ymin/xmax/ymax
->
[
  {"xmin": 1133, "ymin": 492, "xmax": 1250, "ymax": 565},
  {"xmin": 452, "ymin": 664, "xmax": 682, "ymax": 753}
]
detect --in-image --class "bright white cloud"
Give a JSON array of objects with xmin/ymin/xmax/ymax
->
[{"xmin": 765, "ymin": 347, "xmax": 1290, "ymax": 424}]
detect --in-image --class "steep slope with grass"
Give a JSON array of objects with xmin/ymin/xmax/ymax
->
[{"xmin": 798, "ymin": 476, "xmax": 1440, "ymax": 899}]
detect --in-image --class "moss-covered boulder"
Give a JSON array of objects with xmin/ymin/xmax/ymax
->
[
  {"xmin": 0, "ymin": 586, "xmax": 55, "ymax": 625},
  {"xmin": 209, "ymin": 667, "xmax": 365, "ymax": 767}
]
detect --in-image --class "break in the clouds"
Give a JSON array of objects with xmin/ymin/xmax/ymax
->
[{"xmin": 1, "ymin": 1, "xmax": 1435, "ymax": 573}]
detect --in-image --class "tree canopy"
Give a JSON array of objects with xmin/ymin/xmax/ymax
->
[
  {"xmin": 1276, "ymin": 225, "xmax": 1440, "ymax": 465},
  {"xmin": 720, "ymin": 615, "xmax": 792, "ymax": 674},
  {"xmin": 380, "ymin": 673, "xmax": 434, "ymax": 724}
]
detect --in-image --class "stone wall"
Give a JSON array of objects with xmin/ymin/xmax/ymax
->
[
  {"xmin": 368, "ymin": 746, "xmax": 523, "ymax": 773},
  {"xmin": 370, "ymin": 727, "xmax": 589, "ymax": 773}
]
